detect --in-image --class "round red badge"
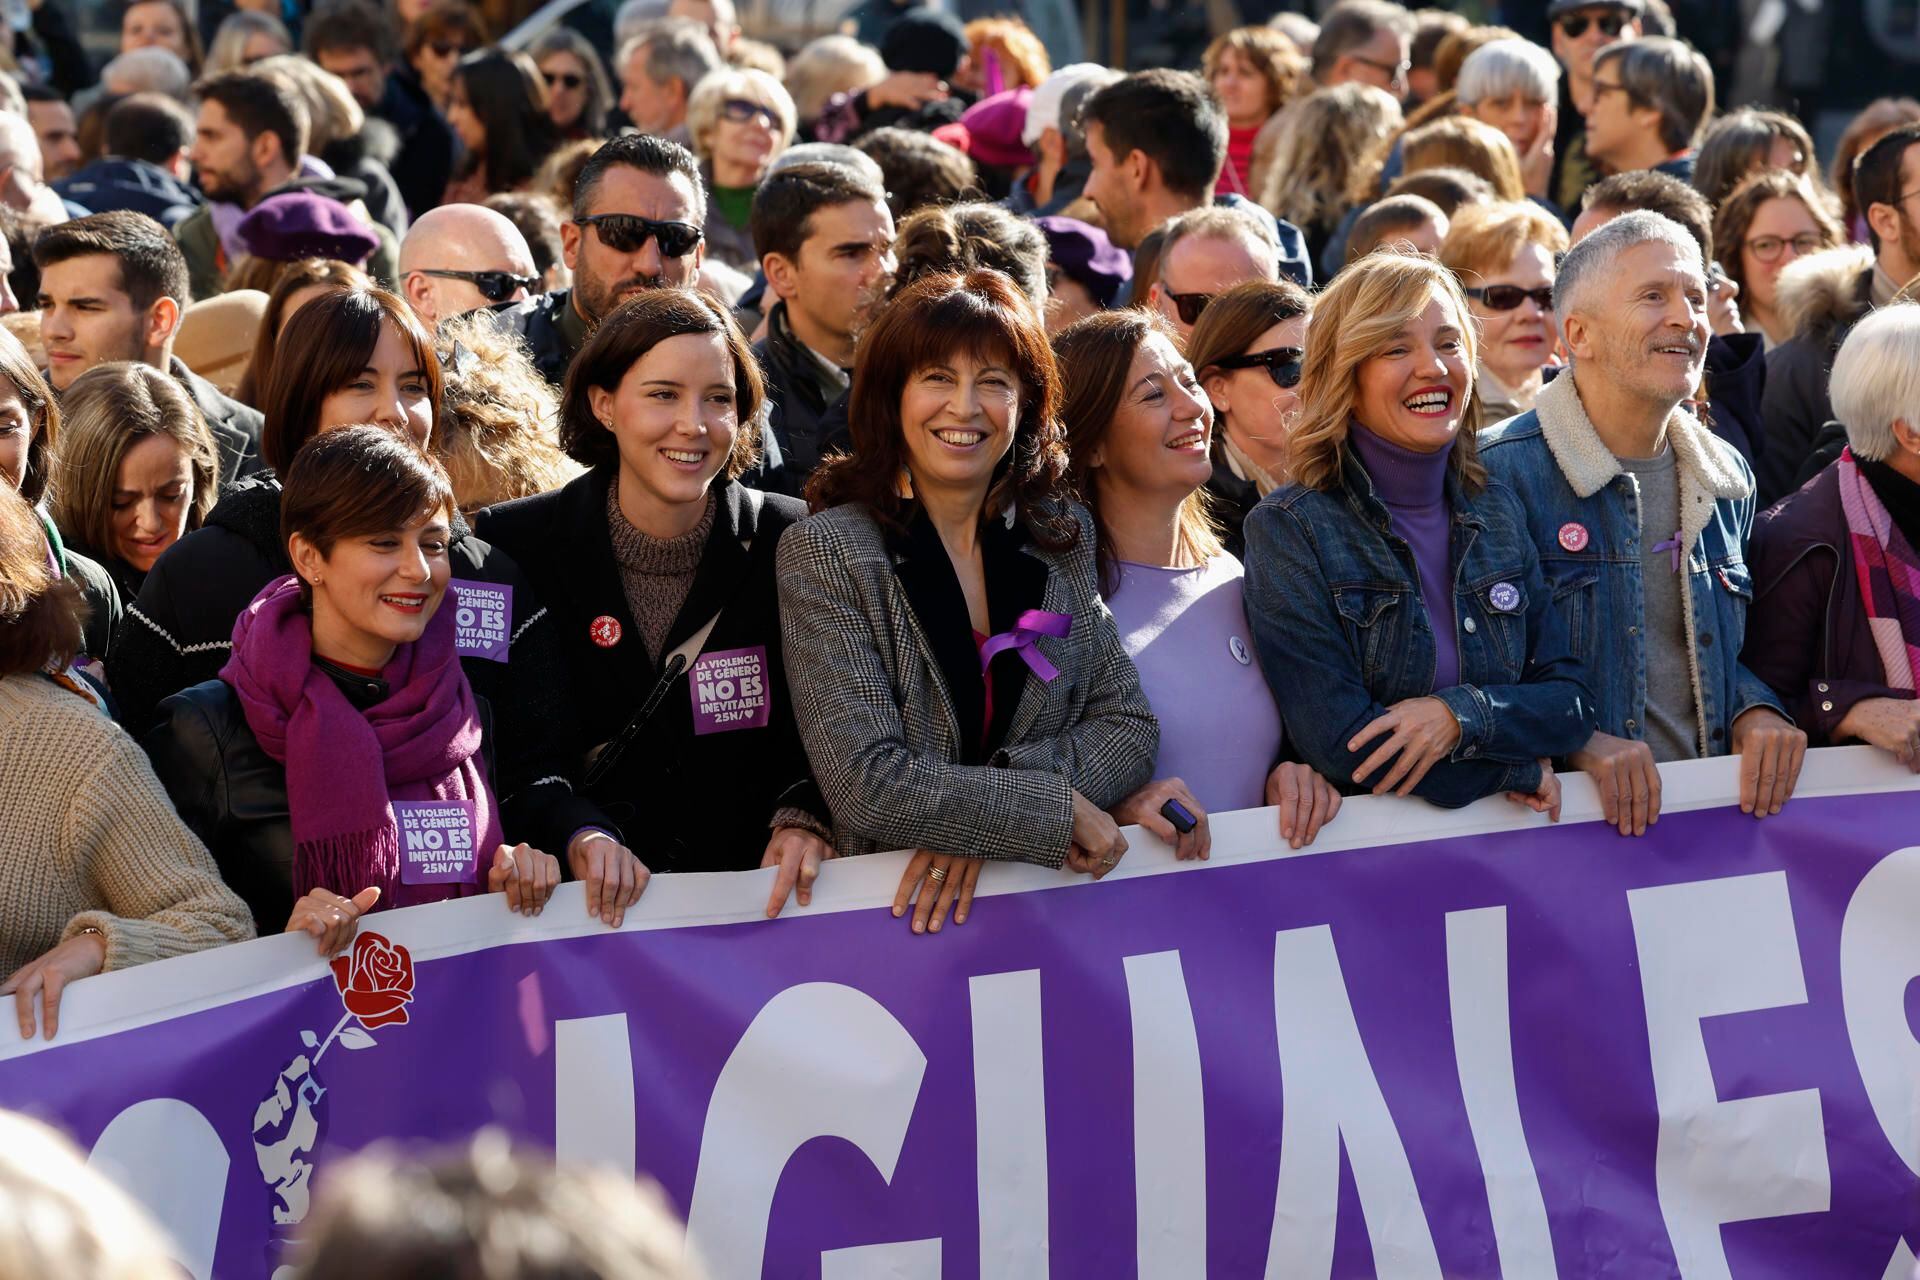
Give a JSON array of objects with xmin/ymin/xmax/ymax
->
[
  {"xmin": 1557, "ymin": 522, "xmax": 1589, "ymax": 553},
  {"xmin": 589, "ymin": 615, "xmax": 622, "ymax": 648}
]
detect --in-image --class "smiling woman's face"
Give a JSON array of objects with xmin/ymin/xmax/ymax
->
[
  {"xmin": 897, "ymin": 345, "xmax": 1021, "ymax": 508},
  {"xmin": 1353, "ymin": 293, "xmax": 1472, "ymax": 453}
]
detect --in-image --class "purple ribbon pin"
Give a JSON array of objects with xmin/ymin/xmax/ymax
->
[
  {"xmin": 1652, "ymin": 530, "xmax": 1684, "ymax": 573},
  {"xmin": 979, "ymin": 609, "xmax": 1073, "ymax": 682}
]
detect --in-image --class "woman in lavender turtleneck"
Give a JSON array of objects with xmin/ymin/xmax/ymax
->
[
  {"xmin": 1241, "ymin": 254, "xmax": 1596, "ymax": 811},
  {"xmin": 1057, "ymin": 307, "xmax": 1342, "ymax": 855}
]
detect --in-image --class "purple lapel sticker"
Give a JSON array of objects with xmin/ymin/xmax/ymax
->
[
  {"xmin": 690, "ymin": 645, "xmax": 772, "ymax": 735},
  {"xmin": 394, "ymin": 800, "xmax": 478, "ymax": 885},
  {"xmin": 449, "ymin": 580, "xmax": 511, "ymax": 662}
]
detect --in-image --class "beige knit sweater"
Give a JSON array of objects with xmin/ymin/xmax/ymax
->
[{"xmin": 0, "ymin": 673, "xmax": 255, "ymax": 979}]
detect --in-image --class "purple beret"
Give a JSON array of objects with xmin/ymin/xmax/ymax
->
[
  {"xmin": 235, "ymin": 191, "xmax": 380, "ymax": 265},
  {"xmin": 1034, "ymin": 215, "xmax": 1131, "ymax": 309}
]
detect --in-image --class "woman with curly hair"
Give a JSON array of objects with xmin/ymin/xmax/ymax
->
[
  {"xmin": 958, "ymin": 17, "xmax": 1050, "ymax": 95},
  {"xmin": 1258, "ymin": 83, "xmax": 1402, "ymax": 272},
  {"xmin": 1204, "ymin": 26, "xmax": 1307, "ymax": 198},
  {"xmin": 777, "ymin": 270, "xmax": 1156, "ymax": 934},
  {"xmin": 433, "ymin": 311, "xmax": 582, "ymax": 512}
]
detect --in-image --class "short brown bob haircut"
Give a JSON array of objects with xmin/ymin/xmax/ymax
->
[
  {"xmin": 0, "ymin": 483, "xmax": 83, "ymax": 678},
  {"xmin": 0, "ymin": 325, "xmax": 58, "ymax": 504},
  {"xmin": 259, "ymin": 286, "xmax": 441, "ymax": 476},
  {"xmin": 560, "ymin": 287, "xmax": 764, "ymax": 479},
  {"xmin": 808, "ymin": 268, "xmax": 1076, "ymax": 549},
  {"xmin": 280, "ymin": 425, "xmax": 456, "ymax": 579}
]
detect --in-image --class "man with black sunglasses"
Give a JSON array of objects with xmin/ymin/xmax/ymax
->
[
  {"xmin": 492, "ymin": 133, "xmax": 707, "ymax": 388},
  {"xmin": 1146, "ymin": 206, "xmax": 1277, "ymax": 342},
  {"xmin": 1547, "ymin": 0, "xmax": 1644, "ymax": 212},
  {"xmin": 399, "ymin": 203, "xmax": 540, "ymax": 330}
]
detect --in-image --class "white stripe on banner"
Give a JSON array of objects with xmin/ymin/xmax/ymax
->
[
  {"xmin": 554, "ymin": 1014, "xmax": 635, "ymax": 1175},
  {"xmin": 1446, "ymin": 906, "xmax": 1556, "ymax": 1277},
  {"xmin": 1123, "ymin": 950, "xmax": 1206, "ymax": 1277},
  {"xmin": 971, "ymin": 969, "xmax": 1049, "ymax": 1280}
]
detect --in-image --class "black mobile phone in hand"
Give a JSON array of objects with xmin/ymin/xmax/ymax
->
[{"xmin": 1160, "ymin": 797, "xmax": 1197, "ymax": 834}]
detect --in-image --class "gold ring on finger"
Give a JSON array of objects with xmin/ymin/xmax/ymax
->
[{"xmin": 927, "ymin": 866, "xmax": 948, "ymax": 883}]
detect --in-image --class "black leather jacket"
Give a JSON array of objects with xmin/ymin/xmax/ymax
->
[{"xmin": 144, "ymin": 664, "xmax": 497, "ymax": 935}]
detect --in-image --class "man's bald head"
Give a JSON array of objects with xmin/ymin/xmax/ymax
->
[{"xmin": 399, "ymin": 203, "xmax": 541, "ymax": 329}]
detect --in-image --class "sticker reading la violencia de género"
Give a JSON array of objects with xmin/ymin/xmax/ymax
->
[
  {"xmin": 690, "ymin": 645, "xmax": 772, "ymax": 735},
  {"xmin": 394, "ymin": 800, "xmax": 477, "ymax": 885},
  {"xmin": 449, "ymin": 580, "xmax": 511, "ymax": 663}
]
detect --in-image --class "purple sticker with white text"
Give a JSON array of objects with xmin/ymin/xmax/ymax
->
[
  {"xmin": 690, "ymin": 645, "xmax": 771, "ymax": 735},
  {"xmin": 394, "ymin": 800, "xmax": 477, "ymax": 885},
  {"xmin": 449, "ymin": 580, "xmax": 511, "ymax": 662}
]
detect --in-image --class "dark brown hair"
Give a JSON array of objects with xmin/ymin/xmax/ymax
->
[
  {"xmin": 260, "ymin": 286, "xmax": 441, "ymax": 475},
  {"xmin": 559, "ymin": 287, "xmax": 763, "ymax": 479},
  {"xmin": 1833, "ymin": 99, "xmax": 1920, "ymax": 229},
  {"xmin": 0, "ymin": 325, "xmax": 57, "ymax": 504},
  {"xmin": 235, "ymin": 257, "xmax": 372, "ymax": 407},
  {"xmin": 808, "ymin": 269, "xmax": 1076, "ymax": 549},
  {"xmin": 280, "ymin": 424, "xmax": 456, "ymax": 572},
  {"xmin": 1186, "ymin": 276, "xmax": 1311, "ymax": 377},
  {"xmin": 0, "ymin": 483, "xmax": 83, "ymax": 677},
  {"xmin": 1055, "ymin": 307, "xmax": 1220, "ymax": 594},
  {"xmin": 1711, "ymin": 169, "xmax": 1843, "ymax": 301}
]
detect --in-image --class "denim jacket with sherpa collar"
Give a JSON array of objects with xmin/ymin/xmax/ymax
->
[{"xmin": 1478, "ymin": 371, "xmax": 1786, "ymax": 757}]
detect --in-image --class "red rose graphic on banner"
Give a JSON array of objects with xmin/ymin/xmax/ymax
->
[{"xmin": 329, "ymin": 932, "xmax": 414, "ymax": 1029}]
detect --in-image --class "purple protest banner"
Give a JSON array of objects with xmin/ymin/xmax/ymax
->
[{"xmin": 3, "ymin": 748, "xmax": 1918, "ymax": 1279}]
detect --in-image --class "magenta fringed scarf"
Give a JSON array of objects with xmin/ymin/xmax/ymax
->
[
  {"xmin": 221, "ymin": 575, "xmax": 501, "ymax": 908},
  {"xmin": 1837, "ymin": 447, "xmax": 1920, "ymax": 691}
]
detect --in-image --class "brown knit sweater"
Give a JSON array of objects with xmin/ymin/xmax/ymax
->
[
  {"xmin": 0, "ymin": 674, "xmax": 255, "ymax": 978},
  {"xmin": 607, "ymin": 481, "xmax": 716, "ymax": 664}
]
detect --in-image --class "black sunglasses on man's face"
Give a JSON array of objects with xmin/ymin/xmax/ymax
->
[
  {"xmin": 1557, "ymin": 11, "xmax": 1628, "ymax": 38},
  {"xmin": 577, "ymin": 213, "xmax": 704, "ymax": 258},
  {"xmin": 416, "ymin": 268, "xmax": 540, "ymax": 303}
]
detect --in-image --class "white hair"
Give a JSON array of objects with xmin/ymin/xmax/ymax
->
[
  {"xmin": 102, "ymin": 46, "xmax": 193, "ymax": 99},
  {"xmin": 0, "ymin": 110, "xmax": 37, "ymax": 171},
  {"xmin": 1455, "ymin": 38, "xmax": 1560, "ymax": 107},
  {"xmin": 1831, "ymin": 303, "xmax": 1920, "ymax": 462},
  {"xmin": 1553, "ymin": 209, "xmax": 1702, "ymax": 337},
  {"xmin": 784, "ymin": 35, "xmax": 885, "ymax": 124}
]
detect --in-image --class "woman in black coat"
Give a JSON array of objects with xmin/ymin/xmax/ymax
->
[
  {"xmin": 117, "ymin": 287, "xmax": 635, "ymax": 892},
  {"xmin": 476, "ymin": 289, "xmax": 833, "ymax": 916}
]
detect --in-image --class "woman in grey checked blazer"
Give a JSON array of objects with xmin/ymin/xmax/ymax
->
[{"xmin": 776, "ymin": 270, "xmax": 1159, "ymax": 934}]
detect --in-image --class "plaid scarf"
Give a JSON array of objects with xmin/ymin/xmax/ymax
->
[{"xmin": 1837, "ymin": 447, "xmax": 1920, "ymax": 691}]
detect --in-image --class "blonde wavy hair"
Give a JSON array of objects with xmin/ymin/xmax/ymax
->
[
  {"xmin": 1289, "ymin": 252, "xmax": 1484, "ymax": 494},
  {"xmin": 1259, "ymin": 83, "xmax": 1402, "ymax": 233},
  {"xmin": 434, "ymin": 311, "xmax": 583, "ymax": 512}
]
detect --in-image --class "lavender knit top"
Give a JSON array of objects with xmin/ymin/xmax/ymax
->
[{"xmin": 1349, "ymin": 423, "xmax": 1459, "ymax": 691}]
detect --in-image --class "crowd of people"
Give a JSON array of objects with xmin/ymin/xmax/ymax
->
[{"xmin": 0, "ymin": 0, "xmax": 1913, "ymax": 1078}]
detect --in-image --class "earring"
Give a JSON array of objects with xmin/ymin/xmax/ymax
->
[{"xmin": 895, "ymin": 466, "xmax": 914, "ymax": 498}]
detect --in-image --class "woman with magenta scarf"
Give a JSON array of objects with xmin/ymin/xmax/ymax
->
[
  {"xmin": 145, "ymin": 426, "xmax": 562, "ymax": 947},
  {"xmin": 778, "ymin": 270, "xmax": 1158, "ymax": 936}
]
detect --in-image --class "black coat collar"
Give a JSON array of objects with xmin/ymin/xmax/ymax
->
[{"xmin": 888, "ymin": 505, "xmax": 1049, "ymax": 762}]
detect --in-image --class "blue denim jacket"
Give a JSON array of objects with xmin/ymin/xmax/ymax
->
[
  {"xmin": 1477, "ymin": 372, "xmax": 1785, "ymax": 756},
  {"xmin": 1243, "ymin": 445, "xmax": 1597, "ymax": 808}
]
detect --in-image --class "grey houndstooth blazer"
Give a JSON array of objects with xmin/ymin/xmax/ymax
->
[{"xmin": 776, "ymin": 501, "xmax": 1159, "ymax": 866}]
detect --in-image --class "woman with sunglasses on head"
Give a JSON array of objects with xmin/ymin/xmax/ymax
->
[
  {"xmin": 686, "ymin": 69, "xmax": 798, "ymax": 272},
  {"xmin": 476, "ymin": 289, "xmax": 831, "ymax": 918},
  {"xmin": 1244, "ymin": 252, "xmax": 1594, "ymax": 812},
  {"xmin": 531, "ymin": 29, "xmax": 614, "ymax": 142},
  {"xmin": 1058, "ymin": 308, "xmax": 1341, "ymax": 857},
  {"xmin": 779, "ymin": 270, "xmax": 1156, "ymax": 936},
  {"xmin": 1711, "ymin": 170, "xmax": 1844, "ymax": 351},
  {"xmin": 116, "ymin": 288, "xmax": 641, "ymax": 917},
  {"xmin": 444, "ymin": 50, "xmax": 561, "ymax": 205},
  {"xmin": 1187, "ymin": 278, "xmax": 1311, "ymax": 558},
  {"xmin": 1439, "ymin": 200, "xmax": 1569, "ymax": 428},
  {"xmin": 143, "ymin": 427, "xmax": 571, "ymax": 939}
]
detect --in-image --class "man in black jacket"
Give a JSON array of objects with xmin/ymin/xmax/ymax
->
[
  {"xmin": 746, "ymin": 162, "xmax": 893, "ymax": 498},
  {"xmin": 55, "ymin": 94, "xmax": 202, "ymax": 231},
  {"xmin": 33, "ymin": 211, "xmax": 263, "ymax": 489},
  {"xmin": 306, "ymin": 1, "xmax": 454, "ymax": 223},
  {"xmin": 491, "ymin": 133, "xmax": 708, "ymax": 388}
]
